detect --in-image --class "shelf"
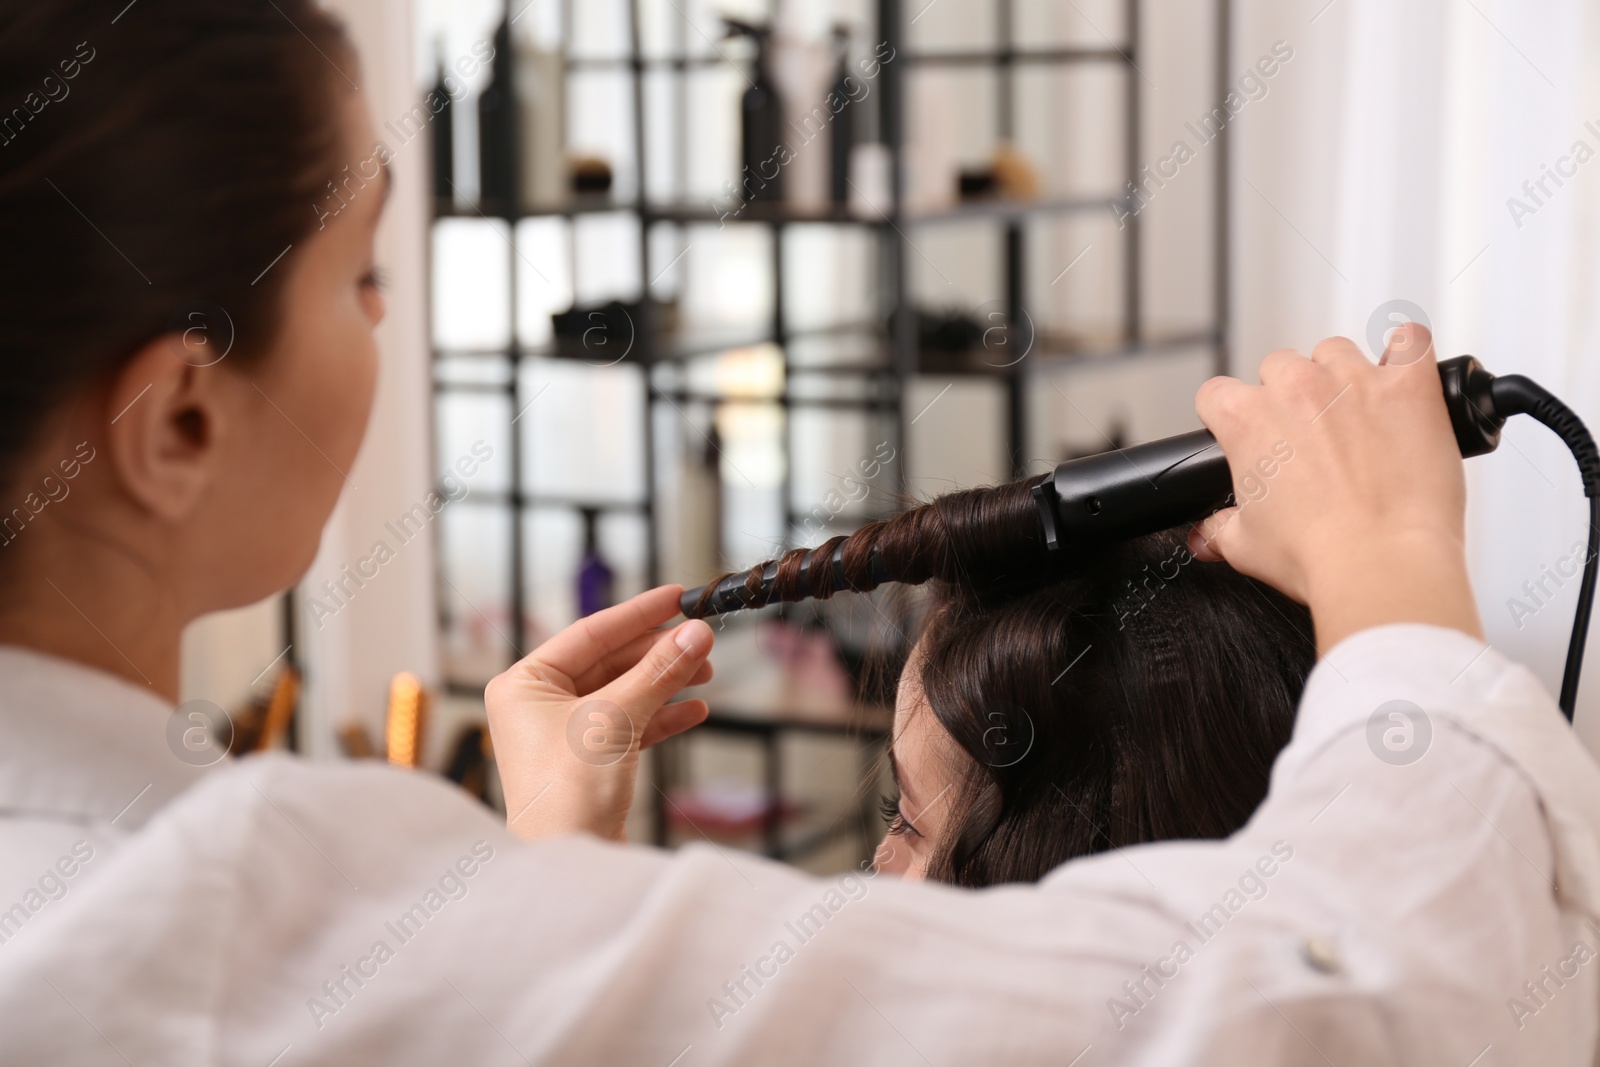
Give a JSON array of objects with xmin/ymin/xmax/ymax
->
[
  {"xmin": 687, "ymin": 624, "xmax": 894, "ymax": 737},
  {"xmin": 556, "ymin": 46, "xmax": 1136, "ymax": 73},
  {"xmin": 785, "ymin": 363, "xmax": 895, "ymax": 377},
  {"xmin": 1036, "ymin": 330, "xmax": 1224, "ymax": 367},
  {"xmin": 653, "ymin": 390, "xmax": 898, "ymax": 412},
  {"xmin": 432, "ymin": 323, "xmax": 883, "ymax": 367},
  {"xmin": 781, "ymin": 511, "xmax": 893, "ymax": 536},
  {"xmin": 444, "ymin": 491, "xmax": 649, "ymax": 513},
  {"xmin": 432, "ymin": 379, "xmax": 895, "ymax": 411},
  {"xmin": 654, "ymin": 621, "xmax": 889, "ymax": 862},
  {"xmin": 436, "ymin": 495, "xmax": 895, "ymax": 537},
  {"xmin": 661, "ymin": 804, "xmax": 873, "ymax": 865},
  {"xmin": 433, "ymin": 194, "xmax": 1120, "ymax": 228},
  {"xmin": 907, "ymin": 46, "xmax": 1135, "ymax": 67},
  {"xmin": 432, "ymin": 194, "xmax": 633, "ymax": 221},
  {"xmin": 906, "ymin": 194, "xmax": 1120, "ymax": 226},
  {"xmin": 773, "ymin": 818, "xmax": 871, "ymax": 864},
  {"xmin": 431, "ymin": 331, "xmax": 1225, "ymax": 394}
]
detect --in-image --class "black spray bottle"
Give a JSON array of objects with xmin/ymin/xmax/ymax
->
[
  {"xmin": 723, "ymin": 18, "xmax": 785, "ymax": 204},
  {"xmin": 829, "ymin": 24, "xmax": 854, "ymax": 205},
  {"xmin": 477, "ymin": 15, "xmax": 518, "ymax": 212},
  {"xmin": 430, "ymin": 43, "xmax": 455, "ymax": 203}
]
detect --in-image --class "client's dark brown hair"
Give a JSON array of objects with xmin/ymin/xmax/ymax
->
[{"xmin": 699, "ymin": 476, "xmax": 1316, "ymax": 888}]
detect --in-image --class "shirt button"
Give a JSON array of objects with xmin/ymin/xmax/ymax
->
[{"xmin": 1301, "ymin": 937, "xmax": 1342, "ymax": 975}]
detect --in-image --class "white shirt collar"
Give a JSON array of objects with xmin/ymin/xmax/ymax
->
[{"xmin": 0, "ymin": 645, "xmax": 215, "ymax": 830}]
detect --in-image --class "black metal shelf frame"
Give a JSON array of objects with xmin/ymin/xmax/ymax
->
[{"xmin": 560, "ymin": 44, "xmax": 1133, "ymax": 71}]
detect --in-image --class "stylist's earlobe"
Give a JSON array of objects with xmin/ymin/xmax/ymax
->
[{"xmin": 102, "ymin": 336, "xmax": 229, "ymax": 521}]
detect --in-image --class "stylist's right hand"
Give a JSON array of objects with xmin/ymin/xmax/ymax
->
[
  {"xmin": 1188, "ymin": 322, "xmax": 1484, "ymax": 654},
  {"xmin": 485, "ymin": 585, "xmax": 713, "ymax": 843}
]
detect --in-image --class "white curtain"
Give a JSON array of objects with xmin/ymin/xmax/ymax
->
[{"xmin": 1232, "ymin": 0, "xmax": 1600, "ymax": 747}]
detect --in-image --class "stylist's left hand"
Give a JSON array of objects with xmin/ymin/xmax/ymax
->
[{"xmin": 485, "ymin": 585, "xmax": 714, "ymax": 843}]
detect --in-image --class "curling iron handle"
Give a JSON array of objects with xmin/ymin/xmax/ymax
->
[
  {"xmin": 1439, "ymin": 354, "xmax": 1503, "ymax": 458},
  {"xmin": 1035, "ymin": 430, "xmax": 1232, "ymax": 550},
  {"xmin": 1034, "ymin": 356, "xmax": 1503, "ymax": 550}
]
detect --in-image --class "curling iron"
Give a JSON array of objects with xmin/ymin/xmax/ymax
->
[{"xmin": 682, "ymin": 357, "xmax": 1600, "ymax": 720}]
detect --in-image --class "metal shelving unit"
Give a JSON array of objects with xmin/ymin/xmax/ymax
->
[{"xmin": 429, "ymin": 0, "xmax": 1232, "ymax": 862}]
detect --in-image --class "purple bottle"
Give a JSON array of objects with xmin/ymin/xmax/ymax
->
[{"xmin": 576, "ymin": 508, "xmax": 614, "ymax": 618}]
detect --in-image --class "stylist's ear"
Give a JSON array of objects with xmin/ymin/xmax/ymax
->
[{"xmin": 103, "ymin": 336, "xmax": 237, "ymax": 521}]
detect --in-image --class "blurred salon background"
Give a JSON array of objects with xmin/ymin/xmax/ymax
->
[{"xmin": 184, "ymin": 0, "xmax": 1600, "ymax": 871}]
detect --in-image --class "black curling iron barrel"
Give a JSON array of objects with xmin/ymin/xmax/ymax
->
[{"xmin": 682, "ymin": 356, "xmax": 1600, "ymax": 720}]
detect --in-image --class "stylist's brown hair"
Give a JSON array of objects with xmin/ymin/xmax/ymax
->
[{"xmin": 0, "ymin": 0, "xmax": 349, "ymax": 496}]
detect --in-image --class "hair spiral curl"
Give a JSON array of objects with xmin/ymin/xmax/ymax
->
[{"xmin": 690, "ymin": 477, "xmax": 1050, "ymax": 618}]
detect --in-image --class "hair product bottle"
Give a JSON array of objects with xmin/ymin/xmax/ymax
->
[
  {"xmin": 829, "ymin": 25, "xmax": 854, "ymax": 205},
  {"xmin": 576, "ymin": 507, "xmax": 615, "ymax": 618},
  {"xmin": 430, "ymin": 44, "xmax": 454, "ymax": 203},
  {"xmin": 724, "ymin": 18, "xmax": 785, "ymax": 204},
  {"xmin": 514, "ymin": 30, "xmax": 566, "ymax": 209},
  {"xmin": 673, "ymin": 420, "xmax": 723, "ymax": 586},
  {"xmin": 476, "ymin": 15, "xmax": 518, "ymax": 212}
]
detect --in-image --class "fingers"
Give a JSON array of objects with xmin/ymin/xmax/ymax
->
[
  {"xmin": 640, "ymin": 699, "xmax": 710, "ymax": 749},
  {"xmin": 572, "ymin": 630, "xmax": 715, "ymax": 693},
  {"xmin": 1308, "ymin": 335, "xmax": 1371, "ymax": 374},
  {"xmin": 1258, "ymin": 336, "xmax": 1376, "ymax": 392},
  {"xmin": 1260, "ymin": 336, "xmax": 1371, "ymax": 382},
  {"xmin": 1256, "ymin": 348, "xmax": 1309, "ymax": 386},
  {"xmin": 1188, "ymin": 507, "xmax": 1239, "ymax": 563},
  {"xmin": 1236, "ymin": 341, "xmax": 1369, "ymax": 430},
  {"xmin": 598, "ymin": 619, "xmax": 714, "ymax": 727},
  {"xmin": 1380, "ymin": 321, "xmax": 1436, "ymax": 369},
  {"xmin": 523, "ymin": 585, "xmax": 686, "ymax": 682},
  {"xmin": 1190, "ymin": 371, "xmax": 1248, "ymax": 435}
]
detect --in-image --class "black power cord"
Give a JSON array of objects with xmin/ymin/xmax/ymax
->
[{"xmin": 1487, "ymin": 375, "xmax": 1600, "ymax": 721}]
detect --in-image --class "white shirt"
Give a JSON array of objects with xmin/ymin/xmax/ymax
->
[{"xmin": 1, "ymin": 625, "xmax": 1599, "ymax": 1066}]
